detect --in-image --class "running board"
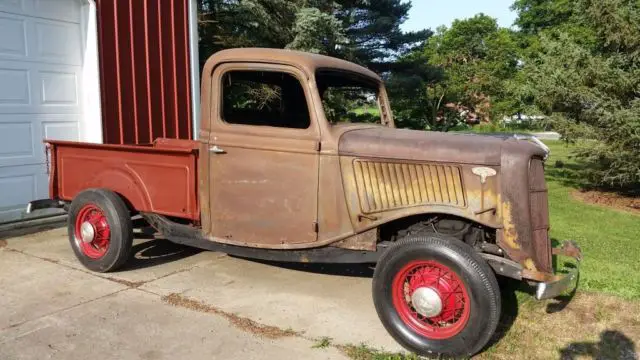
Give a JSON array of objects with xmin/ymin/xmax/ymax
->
[{"xmin": 141, "ymin": 213, "xmax": 386, "ymax": 263}]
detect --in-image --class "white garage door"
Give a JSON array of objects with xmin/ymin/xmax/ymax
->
[{"xmin": 0, "ymin": 0, "xmax": 84, "ymax": 223}]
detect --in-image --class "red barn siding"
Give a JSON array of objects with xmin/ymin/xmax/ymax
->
[{"xmin": 96, "ymin": 0, "xmax": 192, "ymax": 144}]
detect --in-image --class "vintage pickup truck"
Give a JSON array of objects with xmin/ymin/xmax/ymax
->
[{"xmin": 28, "ymin": 48, "xmax": 581, "ymax": 357}]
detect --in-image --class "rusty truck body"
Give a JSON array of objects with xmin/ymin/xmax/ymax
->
[{"xmin": 29, "ymin": 48, "xmax": 581, "ymax": 357}]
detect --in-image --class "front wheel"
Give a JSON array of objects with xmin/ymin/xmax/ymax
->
[
  {"xmin": 372, "ymin": 235, "xmax": 501, "ymax": 358},
  {"xmin": 67, "ymin": 188, "xmax": 133, "ymax": 272}
]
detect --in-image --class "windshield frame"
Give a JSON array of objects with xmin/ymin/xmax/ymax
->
[{"xmin": 314, "ymin": 68, "xmax": 394, "ymax": 128}]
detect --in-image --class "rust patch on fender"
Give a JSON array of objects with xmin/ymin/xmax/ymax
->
[
  {"xmin": 331, "ymin": 228, "xmax": 377, "ymax": 251},
  {"xmin": 523, "ymin": 258, "xmax": 538, "ymax": 272},
  {"xmin": 501, "ymin": 201, "xmax": 520, "ymax": 250}
]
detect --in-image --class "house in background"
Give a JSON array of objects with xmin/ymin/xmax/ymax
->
[{"xmin": 0, "ymin": 0, "xmax": 200, "ymax": 224}]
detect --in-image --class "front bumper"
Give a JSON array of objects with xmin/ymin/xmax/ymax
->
[{"xmin": 535, "ymin": 240, "xmax": 582, "ymax": 300}]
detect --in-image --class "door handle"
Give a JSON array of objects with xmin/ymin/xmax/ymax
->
[{"xmin": 209, "ymin": 145, "xmax": 226, "ymax": 154}]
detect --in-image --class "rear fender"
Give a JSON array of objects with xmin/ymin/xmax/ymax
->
[{"xmin": 85, "ymin": 168, "xmax": 152, "ymax": 212}]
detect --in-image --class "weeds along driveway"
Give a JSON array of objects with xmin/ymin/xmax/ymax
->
[{"xmin": 1, "ymin": 228, "xmax": 639, "ymax": 360}]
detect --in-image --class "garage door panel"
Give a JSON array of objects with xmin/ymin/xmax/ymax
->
[
  {"xmin": 41, "ymin": 71, "xmax": 78, "ymax": 105},
  {"xmin": 0, "ymin": 12, "xmax": 81, "ymax": 66},
  {"xmin": 0, "ymin": 61, "xmax": 81, "ymax": 113},
  {"xmin": 0, "ymin": 68, "xmax": 30, "ymax": 105},
  {"xmin": 0, "ymin": 173, "xmax": 36, "ymax": 216},
  {"xmin": 0, "ymin": 16, "xmax": 26, "ymax": 57},
  {"xmin": 34, "ymin": 20, "xmax": 81, "ymax": 65},
  {"xmin": 0, "ymin": 115, "xmax": 41, "ymax": 167},
  {"xmin": 0, "ymin": 121, "xmax": 33, "ymax": 158},
  {"xmin": 42, "ymin": 120, "xmax": 79, "ymax": 141},
  {"xmin": 33, "ymin": 0, "xmax": 81, "ymax": 23},
  {"xmin": 0, "ymin": 114, "xmax": 79, "ymax": 168},
  {"xmin": 0, "ymin": 164, "xmax": 53, "ymax": 222},
  {"xmin": 0, "ymin": 0, "xmax": 81, "ymax": 23},
  {"xmin": 0, "ymin": 0, "xmax": 23, "ymax": 14}
]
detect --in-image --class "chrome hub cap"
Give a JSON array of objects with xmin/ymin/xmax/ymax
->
[
  {"xmin": 80, "ymin": 221, "xmax": 95, "ymax": 243},
  {"xmin": 411, "ymin": 287, "xmax": 443, "ymax": 318}
]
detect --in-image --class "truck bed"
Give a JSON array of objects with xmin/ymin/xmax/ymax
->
[{"xmin": 47, "ymin": 138, "xmax": 200, "ymax": 220}]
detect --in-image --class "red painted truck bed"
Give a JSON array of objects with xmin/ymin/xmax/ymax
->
[{"xmin": 47, "ymin": 138, "xmax": 200, "ymax": 221}]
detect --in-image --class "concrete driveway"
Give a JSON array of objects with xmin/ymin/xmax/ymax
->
[{"xmin": 0, "ymin": 227, "xmax": 403, "ymax": 360}]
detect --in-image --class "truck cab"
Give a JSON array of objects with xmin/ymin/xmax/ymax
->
[{"xmin": 32, "ymin": 48, "xmax": 581, "ymax": 358}]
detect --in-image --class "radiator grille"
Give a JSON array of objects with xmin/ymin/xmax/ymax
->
[
  {"xmin": 529, "ymin": 158, "xmax": 549, "ymax": 229},
  {"xmin": 529, "ymin": 157, "xmax": 552, "ymax": 272},
  {"xmin": 353, "ymin": 160, "xmax": 465, "ymax": 213}
]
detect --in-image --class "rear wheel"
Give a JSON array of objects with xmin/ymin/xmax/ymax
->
[
  {"xmin": 67, "ymin": 189, "xmax": 133, "ymax": 272},
  {"xmin": 372, "ymin": 235, "xmax": 500, "ymax": 358}
]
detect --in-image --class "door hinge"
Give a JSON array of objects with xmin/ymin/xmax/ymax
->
[
  {"xmin": 312, "ymin": 221, "xmax": 319, "ymax": 233},
  {"xmin": 315, "ymin": 142, "xmax": 321, "ymax": 152}
]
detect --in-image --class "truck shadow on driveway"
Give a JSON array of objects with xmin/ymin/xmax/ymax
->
[
  {"xmin": 236, "ymin": 257, "xmax": 375, "ymax": 278},
  {"xmin": 121, "ymin": 237, "xmax": 202, "ymax": 271}
]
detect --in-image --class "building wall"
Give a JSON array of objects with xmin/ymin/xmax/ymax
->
[{"xmin": 96, "ymin": 0, "xmax": 192, "ymax": 144}]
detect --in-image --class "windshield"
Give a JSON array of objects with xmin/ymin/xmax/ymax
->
[{"xmin": 316, "ymin": 70, "xmax": 381, "ymax": 125}]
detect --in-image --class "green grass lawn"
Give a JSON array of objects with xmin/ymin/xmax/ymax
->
[
  {"xmin": 544, "ymin": 140, "xmax": 640, "ymax": 299},
  {"xmin": 350, "ymin": 106, "xmax": 380, "ymax": 116}
]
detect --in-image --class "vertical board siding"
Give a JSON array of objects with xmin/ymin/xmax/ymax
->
[{"xmin": 96, "ymin": 0, "xmax": 192, "ymax": 144}]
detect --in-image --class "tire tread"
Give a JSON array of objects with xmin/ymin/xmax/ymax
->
[
  {"xmin": 373, "ymin": 235, "xmax": 501, "ymax": 357},
  {"xmin": 67, "ymin": 188, "xmax": 133, "ymax": 272}
]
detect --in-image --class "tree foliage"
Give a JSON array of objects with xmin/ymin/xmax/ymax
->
[
  {"xmin": 387, "ymin": 14, "xmax": 520, "ymax": 131},
  {"xmin": 331, "ymin": 0, "xmax": 430, "ymax": 70},
  {"xmin": 287, "ymin": 7, "xmax": 345, "ymax": 54},
  {"xmin": 511, "ymin": 0, "xmax": 573, "ymax": 34},
  {"xmin": 514, "ymin": 0, "xmax": 640, "ymax": 189},
  {"xmin": 424, "ymin": 15, "xmax": 519, "ymax": 121},
  {"xmin": 197, "ymin": 0, "xmax": 429, "ymax": 67}
]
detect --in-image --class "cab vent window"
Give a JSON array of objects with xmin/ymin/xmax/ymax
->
[{"xmin": 221, "ymin": 70, "xmax": 310, "ymax": 129}]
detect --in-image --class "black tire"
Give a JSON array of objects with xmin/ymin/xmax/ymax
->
[
  {"xmin": 67, "ymin": 188, "xmax": 133, "ymax": 272},
  {"xmin": 372, "ymin": 235, "xmax": 501, "ymax": 358}
]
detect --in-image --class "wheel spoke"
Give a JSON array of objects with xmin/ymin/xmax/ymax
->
[
  {"xmin": 75, "ymin": 204, "xmax": 111, "ymax": 259},
  {"xmin": 392, "ymin": 260, "xmax": 470, "ymax": 339}
]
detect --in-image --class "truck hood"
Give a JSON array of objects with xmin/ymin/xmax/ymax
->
[{"xmin": 338, "ymin": 127, "xmax": 546, "ymax": 166}]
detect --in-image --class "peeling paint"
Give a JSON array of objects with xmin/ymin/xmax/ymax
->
[
  {"xmin": 523, "ymin": 258, "xmax": 538, "ymax": 272},
  {"xmin": 501, "ymin": 201, "xmax": 520, "ymax": 250}
]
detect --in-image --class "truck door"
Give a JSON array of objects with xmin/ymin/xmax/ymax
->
[{"xmin": 206, "ymin": 64, "xmax": 320, "ymax": 246}]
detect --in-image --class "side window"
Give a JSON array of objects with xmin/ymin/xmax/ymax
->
[{"xmin": 221, "ymin": 70, "xmax": 311, "ymax": 129}]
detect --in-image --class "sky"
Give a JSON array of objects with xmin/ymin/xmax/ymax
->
[{"xmin": 401, "ymin": 0, "xmax": 518, "ymax": 32}]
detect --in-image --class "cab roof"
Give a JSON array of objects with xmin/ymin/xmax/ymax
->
[{"xmin": 203, "ymin": 48, "xmax": 381, "ymax": 82}]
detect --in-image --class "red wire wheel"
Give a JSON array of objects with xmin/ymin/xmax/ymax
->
[
  {"xmin": 74, "ymin": 204, "xmax": 111, "ymax": 259},
  {"xmin": 392, "ymin": 260, "xmax": 470, "ymax": 339}
]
